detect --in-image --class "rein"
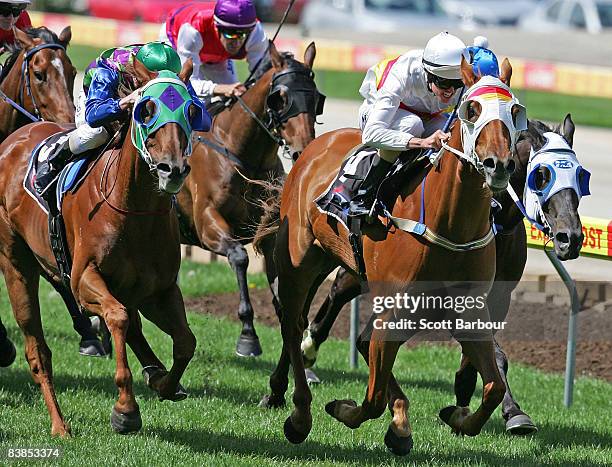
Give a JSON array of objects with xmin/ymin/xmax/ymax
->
[{"xmin": 98, "ymin": 146, "xmax": 173, "ymax": 217}]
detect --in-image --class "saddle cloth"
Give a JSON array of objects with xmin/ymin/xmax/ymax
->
[
  {"xmin": 23, "ymin": 130, "xmax": 92, "ymax": 214},
  {"xmin": 314, "ymin": 145, "xmax": 378, "ymax": 230}
]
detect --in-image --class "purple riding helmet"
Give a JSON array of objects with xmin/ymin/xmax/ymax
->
[{"xmin": 213, "ymin": 0, "xmax": 257, "ymax": 29}]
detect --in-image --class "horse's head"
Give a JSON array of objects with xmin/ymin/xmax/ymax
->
[
  {"xmin": 518, "ymin": 115, "xmax": 587, "ymax": 260},
  {"xmin": 265, "ymin": 42, "xmax": 324, "ymax": 159},
  {"xmin": 456, "ymin": 57, "xmax": 526, "ymax": 193},
  {"xmin": 13, "ymin": 27, "xmax": 76, "ymax": 123},
  {"xmin": 131, "ymin": 60, "xmax": 205, "ymax": 194}
]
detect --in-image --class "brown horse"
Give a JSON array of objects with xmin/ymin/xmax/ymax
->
[
  {"xmin": 0, "ymin": 26, "xmax": 75, "ymax": 139},
  {"xmin": 175, "ymin": 42, "xmax": 320, "ymax": 356},
  {"xmin": 0, "ymin": 62, "xmax": 197, "ymax": 436},
  {"xmin": 0, "ymin": 25, "xmax": 78, "ymax": 366},
  {"xmin": 300, "ymin": 116, "xmax": 584, "ymax": 435},
  {"xmin": 258, "ymin": 58, "xmax": 525, "ymax": 454}
]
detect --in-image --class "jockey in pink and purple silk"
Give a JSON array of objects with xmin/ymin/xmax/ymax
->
[{"xmin": 160, "ymin": 0, "xmax": 269, "ymax": 99}]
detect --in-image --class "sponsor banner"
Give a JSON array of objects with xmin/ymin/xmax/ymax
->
[
  {"xmin": 29, "ymin": 11, "xmax": 612, "ymax": 98},
  {"xmin": 524, "ymin": 216, "xmax": 612, "ymax": 259}
]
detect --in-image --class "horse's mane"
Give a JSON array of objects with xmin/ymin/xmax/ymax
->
[
  {"xmin": 0, "ymin": 27, "xmax": 61, "ymax": 82},
  {"xmin": 516, "ymin": 119, "xmax": 551, "ymax": 152}
]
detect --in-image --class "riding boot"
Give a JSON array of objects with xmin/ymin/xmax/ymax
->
[
  {"xmin": 34, "ymin": 146, "xmax": 74, "ymax": 199},
  {"xmin": 348, "ymin": 153, "xmax": 393, "ymax": 217}
]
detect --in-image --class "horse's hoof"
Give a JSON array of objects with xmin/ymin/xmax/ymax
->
[
  {"xmin": 305, "ymin": 368, "xmax": 321, "ymax": 385},
  {"xmin": 110, "ymin": 406, "xmax": 142, "ymax": 434},
  {"xmin": 384, "ymin": 426, "xmax": 413, "ymax": 456},
  {"xmin": 51, "ymin": 423, "xmax": 72, "ymax": 437},
  {"xmin": 0, "ymin": 337, "xmax": 17, "ymax": 368},
  {"xmin": 259, "ymin": 394, "xmax": 286, "ymax": 409},
  {"xmin": 79, "ymin": 338, "xmax": 108, "ymax": 358},
  {"xmin": 142, "ymin": 366, "xmax": 188, "ymax": 401},
  {"xmin": 438, "ymin": 405, "xmax": 458, "ymax": 426},
  {"xmin": 283, "ymin": 416, "xmax": 309, "ymax": 444},
  {"xmin": 506, "ymin": 414, "xmax": 538, "ymax": 436},
  {"xmin": 236, "ymin": 335, "xmax": 262, "ymax": 357},
  {"xmin": 325, "ymin": 400, "xmax": 339, "ymax": 417}
]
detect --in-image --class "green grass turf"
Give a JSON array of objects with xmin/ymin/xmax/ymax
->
[
  {"xmin": 66, "ymin": 44, "xmax": 612, "ymax": 128},
  {"xmin": 0, "ymin": 262, "xmax": 611, "ymax": 465}
]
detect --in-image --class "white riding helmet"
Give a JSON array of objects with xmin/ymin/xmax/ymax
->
[
  {"xmin": 1, "ymin": 0, "xmax": 31, "ymax": 4},
  {"xmin": 422, "ymin": 32, "xmax": 467, "ymax": 80}
]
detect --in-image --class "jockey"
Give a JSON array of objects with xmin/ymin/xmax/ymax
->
[
  {"xmin": 0, "ymin": 0, "xmax": 31, "ymax": 47},
  {"xmin": 35, "ymin": 41, "xmax": 210, "ymax": 193},
  {"xmin": 349, "ymin": 31, "xmax": 468, "ymax": 217},
  {"xmin": 159, "ymin": 0, "xmax": 268, "ymax": 99},
  {"xmin": 0, "ymin": 0, "xmax": 31, "ymax": 69}
]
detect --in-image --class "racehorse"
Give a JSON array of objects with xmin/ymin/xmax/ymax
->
[
  {"xmin": 0, "ymin": 26, "xmax": 75, "ymax": 139},
  {"xmin": 0, "ymin": 62, "xmax": 199, "ymax": 436},
  {"xmin": 257, "ymin": 58, "xmax": 526, "ymax": 454},
  {"xmin": 175, "ymin": 41, "xmax": 322, "ymax": 357},
  {"xmin": 300, "ymin": 115, "xmax": 586, "ymax": 435},
  {"xmin": 0, "ymin": 25, "xmax": 81, "ymax": 366}
]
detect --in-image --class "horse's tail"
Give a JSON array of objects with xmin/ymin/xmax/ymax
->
[{"xmin": 252, "ymin": 175, "xmax": 284, "ymax": 255}]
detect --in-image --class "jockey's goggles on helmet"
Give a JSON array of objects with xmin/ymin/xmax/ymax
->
[
  {"xmin": 218, "ymin": 28, "xmax": 251, "ymax": 40},
  {"xmin": 0, "ymin": 3, "xmax": 26, "ymax": 17},
  {"xmin": 427, "ymin": 72, "xmax": 463, "ymax": 91}
]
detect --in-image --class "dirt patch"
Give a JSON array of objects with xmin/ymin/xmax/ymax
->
[{"xmin": 185, "ymin": 282, "xmax": 612, "ymax": 382}]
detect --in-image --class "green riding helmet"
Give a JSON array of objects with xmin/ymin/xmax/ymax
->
[{"xmin": 135, "ymin": 42, "xmax": 182, "ymax": 74}]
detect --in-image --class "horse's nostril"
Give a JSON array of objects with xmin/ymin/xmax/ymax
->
[
  {"xmin": 555, "ymin": 231, "xmax": 570, "ymax": 245},
  {"xmin": 506, "ymin": 160, "xmax": 516, "ymax": 174},
  {"xmin": 483, "ymin": 157, "xmax": 496, "ymax": 169},
  {"xmin": 157, "ymin": 163, "xmax": 171, "ymax": 175}
]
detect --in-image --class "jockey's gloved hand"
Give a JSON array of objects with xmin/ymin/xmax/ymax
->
[
  {"xmin": 213, "ymin": 82, "xmax": 247, "ymax": 98},
  {"xmin": 119, "ymin": 88, "xmax": 142, "ymax": 111}
]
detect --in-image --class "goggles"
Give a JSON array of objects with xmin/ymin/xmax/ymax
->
[
  {"xmin": 218, "ymin": 28, "xmax": 250, "ymax": 41},
  {"xmin": 0, "ymin": 3, "xmax": 26, "ymax": 17},
  {"xmin": 428, "ymin": 72, "xmax": 463, "ymax": 91}
]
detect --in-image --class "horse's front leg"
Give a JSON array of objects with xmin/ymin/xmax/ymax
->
[
  {"xmin": 77, "ymin": 265, "xmax": 141, "ymax": 434},
  {"xmin": 199, "ymin": 207, "xmax": 262, "ymax": 357},
  {"xmin": 226, "ymin": 241, "xmax": 262, "ymax": 357},
  {"xmin": 440, "ymin": 338, "xmax": 506, "ymax": 437},
  {"xmin": 138, "ymin": 283, "xmax": 196, "ymax": 402},
  {"xmin": 325, "ymin": 309, "xmax": 402, "ymax": 438}
]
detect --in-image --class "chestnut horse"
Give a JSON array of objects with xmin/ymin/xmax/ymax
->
[
  {"xmin": 0, "ymin": 63, "xmax": 198, "ymax": 436},
  {"xmin": 300, "ymin": 115, "xmax": 585, "ymax": 435},
  {"xmin": 0, "ymin": 26, "xmax": 75, "ymax": 139},
  {"xmin": 175, "ymin": 42, "xmax": 321, "ymax": 356},
  {"xmin": 0, "ymin": 25, "xmax": 78, "ymax": 366},
  {"xmin": 258, "ymin": 59, "xmax": 526, "ymax": 454}
]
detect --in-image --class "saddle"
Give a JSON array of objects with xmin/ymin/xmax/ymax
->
[
  {"xmin": 315, "ymin": 145, "xmax": 428, "ymax": 283},
  {"xmin": 315, "ymin": 145, "xmax": 428, "ymax": 230}
]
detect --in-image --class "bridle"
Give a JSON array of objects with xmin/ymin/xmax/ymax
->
[
  {"xmin": 202, "ymin": 63, "xmax": 325, "ymax": 163},
  {"xmin": 18, "ymin": 43, "xmax": 67, "ymax": 121}
]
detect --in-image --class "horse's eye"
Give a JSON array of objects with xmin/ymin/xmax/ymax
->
[
  {"xmin": 139, "ymin": 101, "xmax": 157, "ymax": 124},
  {"xmin": 467, "ymin": 101, "xmax": 481, "ymax": 121},
  {"xmin": 33, "ymin": 71, "xmax": 45, "ymax": 82},
  {"xmin": 534, "ymin": 166, "xmax": 552, "ymax": 191},
  {"xmin": 267, "ymin": 88, "xmax": 288, "ymax": 112}
]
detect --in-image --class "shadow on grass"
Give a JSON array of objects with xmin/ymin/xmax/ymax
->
[{"xmin": 155, "ymin": 425, "xmax": 597, "ymax": 466}]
